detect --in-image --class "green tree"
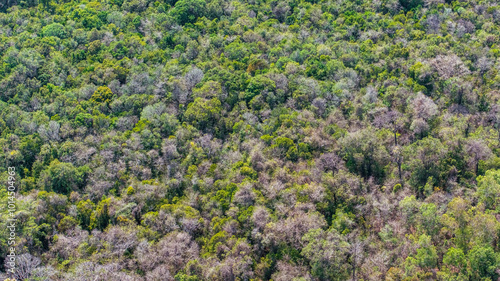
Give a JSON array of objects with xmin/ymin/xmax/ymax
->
[
  {"xmin": 90, "ymin": 86, "xmax": 114, "ymax": 106},
  {"xmin": 42, "ymin": 23, "xmax": 66, "ymax": 38},
  {"xmin": 476, "ymin": 169, "xmax": 500, "ymax": 210},
  {"xmin": 414, "ymin": 234, "xmax": 438, "ymax": 269},
  {"xmin": 171, "ymin": 0, "xmax": 206, "ymax": 24},
  {"xmin": 184, "ymin": 97, "xmax": 222, "ymax": 130},
  {"xmin": 443, "ymin": 247, "xmax": 466, "ymax": 274},
  {"xmin": 468, "ymin": 245, "xmax": 498, "ymax": 280},
  {"xmin": 90, "ymin": 198, "xmax": 111, "ymax": 231},
  {"xmin": 302, "ymin": 228, "xmax": 351, "ymax": 281},
  {"xmin": 77, "ymin": 199, "xmax": 95, "ymax": 231},
  {"xmin": 340, "ymin": 127, "xmax": 390, "ymax": 181},
  {"xmin": 38, "ymin": 160, "xmax": 86, "ymax": 194}
]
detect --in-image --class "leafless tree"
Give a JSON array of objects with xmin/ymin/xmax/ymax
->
[
  {"xmin": 410, "ymin": 118, "xmax": 430, "ymax": 139},
  {"xmin": 374, "ymin": 109, "xmax": 405, "ymax": 145},
  {"xmin": 316, "ymin": 152, "xmax": 343, "ymax": 173},
  {"xmin": 412, "ymin": 93, "xmax": 438, "ymax": 121},
  {"xmin": 430, "ymin": 54, "xmax": 470, "ymax": 80},
  {"xmin": 392, "ymin": 145, "xmax": 404, "ymax": 184},
  {"xmin": 466, "ymin": 139, "xmax": 492, "ymax": 174},
  {"xmin": 486, "ymin": 104, "xmax": 500, "ymax": 143},
  {"xmin": 145, "ymin": 264, "xmax": 174, "ymax": 281},
  {"xmin": 7, "ymin": 253, "xmax": 40, "ymax": 281},
  {"xmin": 184, "ymin": 67, "xmax": 204, "ymax": 91},
  {"xmin": 233, "ymin": 183, "xmax": 256, "ymax": 207},
  {"xmin": 38, "ymin": 121, "xmax": 60, "ymax": 142},
  {"xmin": 29, "ymin": 265, "xmax": 57, "ymax": 281},
  {"xmin": 424, "ymin": 14, "xmax": 441, "ymax": 33},
  {"xmin": 264, "ymin": 206, "xmax": 326, "ymax": 249},
  {"xmin": 152, "ymin": 232, "xmax": 200, "ymax": 274},
  {"xmin": 271, "ymin": 261, "xmax": 313, "ymax": 281}
]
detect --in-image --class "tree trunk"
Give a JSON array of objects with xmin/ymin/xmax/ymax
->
[
  {"xmin": 352, "ymin": 258, "xmax": 356, "ymax": 281},
  {"xmin": 398, "ymin": 161, "xmax": 403, "ymax": 183}
]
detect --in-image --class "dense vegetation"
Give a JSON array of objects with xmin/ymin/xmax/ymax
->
[{"xmin": 1, "ymin": 0, "xmax": 500, "ymax": 280}]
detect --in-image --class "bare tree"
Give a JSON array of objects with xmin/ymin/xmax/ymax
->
[
  {"xmin": 430, "ymin": 54, "xmax": 470, "ymax": 80},
  {"xmin": 374, "ymin": 109, "xmax": 406, "ymax": 145},
  {"xmin": 184, "ymin": 67, "xmax": 204, "ymax": 91},
  {"xmin": 7, "ymin": 253, "xmax": 40, "ymax": 281},
  {"xmin": 271, "ymin": 261, "xmax": 313, "ymax": 281},
  {"xmin": 412, "ymin": 93, "xmax": 438, "ymax": 121},
  {"xmin": 466, "ymin": 139, "xmax": 492, "ymax": 175},
  {"xmin": 146, "ymin": 265, "xmax": 174, "ymax": 281},
  {"xmin": 38, "ymin": 121, "xmax": 60, "ymax": 142},
  {"xmin": 486, "ymin": 104, "xmax": 500, "ymax": 143},
  {"xmin": 348, "ymin": 234, "xmax": 365, "ymax": 281},
  {"xmin": 392, "ymin": 145, "xmax": 404, "ymax": 184},
  {"xmin": 316, "ymin": 152, "xmax": 343, "ymax": 173},
  {"xmin": 29, "ymin": 266, "xmax": 57, "ymax": 281}
]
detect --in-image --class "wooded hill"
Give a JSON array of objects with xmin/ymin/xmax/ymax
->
[{"xmin": 1, "ymin": 0, "xmax": 500, "ymax": 280}]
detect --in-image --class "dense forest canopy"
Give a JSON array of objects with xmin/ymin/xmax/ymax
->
[{"xmin": 1, "ymin": 0, "xmax": 500, "ymax": 280}]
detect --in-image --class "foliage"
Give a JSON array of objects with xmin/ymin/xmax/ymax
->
[{"xmin": 1, "ymin": 0, "xmax": 500, "ymax": 279}]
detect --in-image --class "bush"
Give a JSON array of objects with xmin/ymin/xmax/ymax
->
[{"xmin": 42, "ymin": 23, "xmax": 67, "ymax": 38}]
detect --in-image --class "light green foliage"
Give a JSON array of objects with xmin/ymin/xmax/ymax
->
[
  {"xmin": 42, "ymin": 23, "xmax": 67, "ymax": 38},
  {"xmin": 184, "ymin": 97, "xmax": 222, "ymax": 130},
  {"xmin": 414, "ymin": 234, "xmax": 438, "ymax": 269},
  {"xmin": 476, "ymin": 169, "xmax": 500, "ymax": 210},
  {"xmin": 90, "ymin": 86, "xmax": 114, "ymax": 105},
  {"xmin": 90, "ymin": 198, "xmax": 111, "ymax": 231},
  {"xmin": 77, "ymin": 199, "xmax": 95, "ymax": 230},
  {"xmin": 468, "ymin": 245, "xmax": 498, "ymax": 280},
  {"xmin": 442, "ymin": 247, "xmax": 467, "ymax": 278}
]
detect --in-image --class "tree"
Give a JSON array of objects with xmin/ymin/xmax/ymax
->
[
  {"xmin": 184, "ymin": 97, "xmax": 222, "ymax": 131},
  {"xmin": 245, "ymin": 75, "xmax": 276, "ymax": 103},
  {"xmin": 466, "ymin": 139, "xmax": 492, "ymax": 175},
  {"xmin": 414, "ymin": 234, "xmax": 438, "ymax": 269},
  {"xmin": 340, "ymin": 127, "xmax": 390, "ymax": 180},
  {"xmin": 404, "ymin": 137, "xmax": 446, "ymax": 195},
  {"xmin": 348, "ymin": 234, "xmax": 365, "ymax": 281},
  {"xmin": 486, "ymin": 104, "xmax": 500, "ymax": 143},
  {"xmin": 77, "ymin": 199, "xmax": 95, "ymax": 231},
  {"xmin": 444, "ymin": 198, "xmax": 471, "ymax": 253},
  {"xmin": 409, "ymin": 62, "xmax": 433, "ymax": 90},
  {"xmin": 392, "ymin": 145, "xmax": 404, "ymax": 184},
  {"xmin": 430, "ymin": 54, "xmax": 470, "ymax": 80},
  {"xmin": 476, "ymin": 169, "xmax": 500, "ymax": 210},
  {"xmin": 90, "ymin": 86, "xmax": 114, "ymax": 107},
  {"xmin": 8, "ymin": 253, "xmax": 41, "ymax": 281},
  {"xmin": 399, "ymin": 0, "xmax": 423, "ymax": 11},
  {"xmin": 42, "ymin": 23, "xmax": 67, "ymax": 38},
  {"xmin": 419, "ymin": 203, "xmax": 440, "ymax": 237},
  {"xmin": 38, "ymin": 160, "xmax": 86, "ymax": 194},
  {"xmin": 443, "ymin": 247, "xmax": 466, "ymax": 275},
  {"xmin": 302, "ymin": 228, "xmax": 351, "ymax": 281},
  {"xmin": 374, "ymin": 109, "xmax": 405, "ymax": 145},
  {"xmin": 412, "ymin": 93, "xmax": 438, "ymax": 121},
  {"xmin": 171, "ymin": 0, "xmax": 207, "ymax": 25},
  {"xmin": 193, "ymin": 81, "xmax": 224, "ymax": 99},
  {"xmin": 90, "ymin": 198, "xmax": 111, "ymax": 231},
  {"xmin": 19, "ymin": 134, "xmax": 43, "ymax": 170},
  {"xmin": 443, "ymin": 78, "xmax": 474, "ymax": 107},
  {"xmin": 468, "ymin": 245, "xmax": 498, "ymax": 280},
  {"xmin": 38, "ymin": 121, "xmax": 60, "ymax": 142}
]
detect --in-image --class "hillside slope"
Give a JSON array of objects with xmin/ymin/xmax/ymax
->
[{"xmin": 1, "ymin": 0, "xmax": 500, "ymax": 280}]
